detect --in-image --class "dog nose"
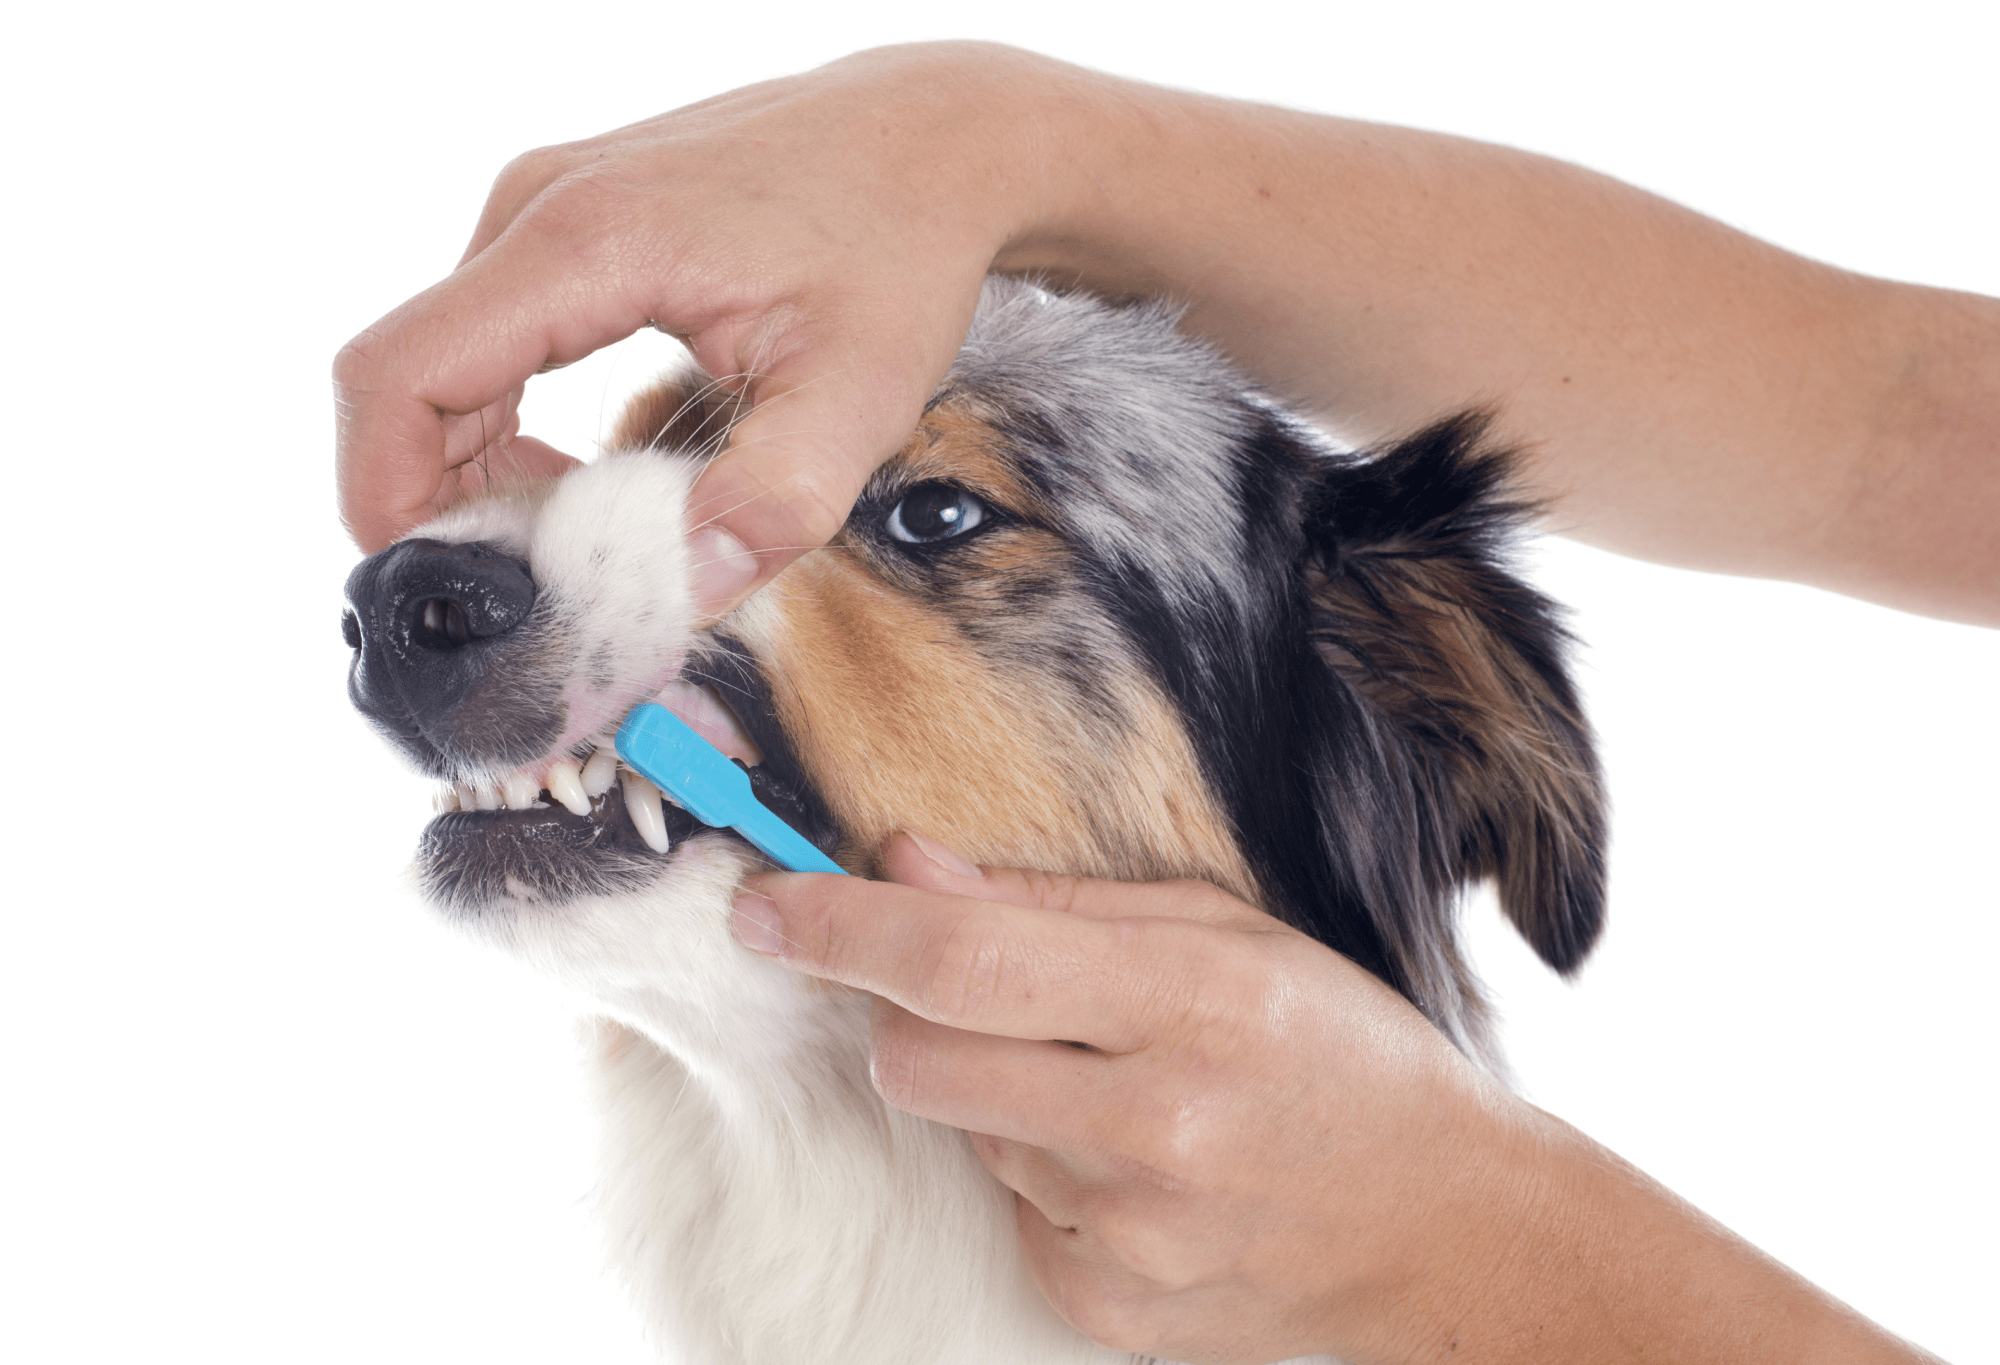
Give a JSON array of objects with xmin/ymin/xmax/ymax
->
[{"xmin": 343, "ymin": 538, "xmax": 538, "ymax": 736}]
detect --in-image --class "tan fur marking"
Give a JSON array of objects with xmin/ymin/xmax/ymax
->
[
  {"xmin": 886, "ymin": 403, "xmax": 1043, "ymax": 514},
  {"xmin": 617, "ymin": 381, "xmax": 1259, "ymax": 900},
  {"xmin": 749, "ymin": 553, "xmax": 1258, "ymax": 902},
  {"xmin": 608, "ymin": 372, "xmax": 743, "ymax": 458}
]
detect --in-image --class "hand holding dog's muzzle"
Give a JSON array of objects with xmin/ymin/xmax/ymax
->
[{"xmin": 332, "ymin": 45, "xmax": 1062, "ymax": 624}]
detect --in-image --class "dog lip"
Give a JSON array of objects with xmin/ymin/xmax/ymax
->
[
  {"xmin": 415, "ymin": 775, "xmax": 701, "ymax": 915},
  {"xmin": 423, "ymin": 779, "xmax": 703, "ymax": 855},
  {"xmin": 410, "ymin": 639, "xmax": 844, "ymax": 912},
  {"xmin": 416, "ymin": 740, "xmax": 840, "ymax": 913}
]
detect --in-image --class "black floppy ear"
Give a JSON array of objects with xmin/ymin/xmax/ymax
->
[{"xmin": 1301, "ymin": 413, "xmax": 1607, "ymax": 974}]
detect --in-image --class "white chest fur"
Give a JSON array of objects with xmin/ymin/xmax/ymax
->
[{"xmin": 492, "ymin": 837, "xmax": 1338, "ymax": 1365}]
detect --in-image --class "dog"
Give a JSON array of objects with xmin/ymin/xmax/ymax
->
[{"xmin": 343, "ymin": 277, "xmax": 1606, "ymax": 1364}]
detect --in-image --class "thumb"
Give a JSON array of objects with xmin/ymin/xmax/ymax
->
[{"xmin": 681, "ymin": 292, "xmax": 980, "ymax": 618}]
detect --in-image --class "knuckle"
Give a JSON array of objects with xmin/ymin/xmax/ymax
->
[
  {"xmin": 1090, "ymin": 1204, "xmax": 1204, "ymax": 1291},
  {"xmin": 331, "ymin": 330, "xmax": 385, "ymax": 389},
  {"xmin": 967, "ymin": 1131, "xmax": 1011, "ymax": 1173},
  {"xmin": 1019, "ymin": 868, "xmax": 1083, "ymax": 912},
  {"xmin": 1119, "ymin": 1098, "xmax": 1203, "ymax": 1174},
  {"xmin": 503, "ymin": 163, "xmax": 633, "ymax": 250},
  {"xmin": 866, "ymin": 1020, "xmax": 924, "ymax": 1112},
  {"xmin": 1059, "ymin": 1282, "xmax": 1159, "ymax": 1355},
  {"xmin": 1142, "ymin": 919, "xmax": 1268, "ymax": 1031},
  {"xmin": 1160, "ymin": 877, "xmax": 1240, "ymax": 920},
  {"xmin": 490, "ymin": 143, "xmax": 575, "ymax": 199},
  {"xmin": 922, "ymin": 910, "xmax": 1007, "ymax": 1023},
  {"xmin": 806, "ymin": 879, "xmax": 868, "ymax": 968},
  {"xmin": 759, "ymin": 470, "xmax": 849, "ymax": 550}
]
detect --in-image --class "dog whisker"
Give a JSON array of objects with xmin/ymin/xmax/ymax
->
[{"xmin": 346, "ymin": 277, "xmax": 1605, "ymax": 1363}]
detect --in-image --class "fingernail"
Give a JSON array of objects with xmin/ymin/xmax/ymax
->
[
  {"xmin": 906, "ymin": 829, "xmax": 984, "ymax": 879},
  {"xmin": 730, "ymin": 889, "xmax": 784, "ymax": 955},
  {"xmin": 689, "ymin": 526, "xmax": 759, "ymax": 619}
]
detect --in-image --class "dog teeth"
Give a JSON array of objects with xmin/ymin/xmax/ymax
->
[
  {"xmin": 653, "ymin": 680, "xmax": 763, "ymax": 768},
  {"xmin": 581, "ymin": 744, "xmax": 620, "ymax": 798},
  {"xmin": 547, "ymin": 759, "xmax": 591, "ymax": 816},
  {"xmin": 432, "ymin": 743, "xmax": 638, "ymax": 825},
  {"xmin": 621, "ymin": 769, "xmax": 672, "ymax": 853}
]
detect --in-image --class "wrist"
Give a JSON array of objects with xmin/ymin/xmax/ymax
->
[
  {"xmin": 988, "ymin": 62, "xmax": 1211, "ymax": 296},
  {"xmin": 833, "ymin": 41, "xmax": 1105, "ymax": 275},
  {"xmin": 1316, "ymin": 1073, "xmax": 1570, "ymax": 1364},
  {"xmin": 1357, "ymin": 1092, "xmax": 1937, "ymax": 1365}
]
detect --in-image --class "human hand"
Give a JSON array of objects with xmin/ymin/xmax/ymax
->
[
  {"xmin": 734, "ymin": 832, "xmax": 1949, "ymax": 1365},
  {"xmin": 333, "ymin": 42, "xmax": 1081, "ymax": 614},
  {"xmin": 730, "ymin": 830, "xmax": 1550, "ymax": 1364}
]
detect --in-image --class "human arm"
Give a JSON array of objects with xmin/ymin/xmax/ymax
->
[
  {"xmin": 731, "ymin": 832, "xmax": 1942, "ymax": 1365},
  {"xmin": 334, "ymin": 41, "xmax": 1999, "ymax": 625},
  {"xmin": 987, "ymin": 69, "xmax": 2000, "ymax": 627}
]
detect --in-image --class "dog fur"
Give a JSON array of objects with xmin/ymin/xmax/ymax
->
[{"xmin": 343, "ymin": 277, "xmax": 1606, "ymax": 1364}]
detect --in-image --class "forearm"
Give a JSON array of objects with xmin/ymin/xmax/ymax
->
[
  {"xmin": 1362, "ymin": 1099, "xmax": 1945, "ymax": 1365},
  {"xmin": 980, "ymin": 50, "xmax": 2000, "ymax": 624}
]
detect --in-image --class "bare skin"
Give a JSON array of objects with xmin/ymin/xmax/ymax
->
[
  {"xmin": 334, "ymin": 41, "xmax": 1984, "ymax": 1363},
  {"xmin": 737, "ymin": 836, "xmax": 1941, "ymax": 1365},
  {"xmin": 334, "ymin": 41, "xmax": 2000, "ymax": 624}
]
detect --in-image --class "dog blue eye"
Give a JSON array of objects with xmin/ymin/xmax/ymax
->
[{"xmin": 886, "ymin": 483, "xmax": 987, "ymax": 544}]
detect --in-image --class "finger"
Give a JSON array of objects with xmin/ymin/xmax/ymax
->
[
  {"xmin": 446, "ymin": 434, "xmax": 584, "ymax": 500},
  {"xmin": 457, "ymin": 144, "xmax": 580, "ymax": 267},
  {"xmin": 388, "ymin": 437, "xmax": 584, "ymax": 536},
  {"xmin": 879, "ymin": 830, "xmax": 1278, "ymax": 931},
  {"xmin": 681, "ymin": 289, "xmax": 978, "ymax": 617},
  {"xmin": 334, "ymin": 197, "xmax": 674, "ymax": 552},
  {"xmin": 967, "ymin": 1132, "xmax": 1090, "ymax": 1232},
  {"xmin": 735, "ymin": 874, "xmax": 1205, "ymax": 1051},
  {"xmin": 437, "ymin": 389, "xmax": 523, "ymax": 473},
  {"xmin": 1015, "ymin": 1203, "xmax": 1165, "ymax": 1357},
  {"xmin": 869, "ymin": 998, "xmax": 1110, "ymax": 1144}
]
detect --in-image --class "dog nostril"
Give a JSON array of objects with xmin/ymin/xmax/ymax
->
[
  {"xmin": 415, "ymin": 598, "xmax": 474, "ymax": 650},
  {"xmin": 342, "ymin": 609, "xmax": 362, "ymax": 650}
]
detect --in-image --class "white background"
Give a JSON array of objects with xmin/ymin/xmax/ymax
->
[{"xmin": 3, "ymin": 1, "xmax": 1994, "ymax": 1360}]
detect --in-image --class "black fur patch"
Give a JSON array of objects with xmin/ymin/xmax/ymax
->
[
  {"xmin": 688, "ymin": 639, "xmax": 846, "ymax": 860},
  {"xmin": 937, "ymin": 313, "xmax": 1605, "ymax": 1049}
]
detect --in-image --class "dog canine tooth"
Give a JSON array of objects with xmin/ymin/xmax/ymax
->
[
  {"xmin": 350, "ymin": 276, "xmax": 1612, "ymax": 1365},
  {"xmin": 547, "ymin": 759, "xmax": 592, "ymax": 816},
  {"xmin": 620, "ymin": 769, "xmax": 671, "ymax": 853},
  {"xmin": 432, "ymin": 785, "xmax": 459, "ymax": 814},
  {"xmin": 580, "ymin": 744, "xmax": 620, "ymax": 798}
]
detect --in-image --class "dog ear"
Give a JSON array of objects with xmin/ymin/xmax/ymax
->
[
  {"xmin": 608, "ymin": 368, "xmax": 743, "ymax": 459},
  {"xmin": 1301, "ymin": 413, "xmax": 1607, "ymax": 974}
]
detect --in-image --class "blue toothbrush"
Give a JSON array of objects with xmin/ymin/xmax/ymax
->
[{"xmin": 615, "ymin": 702, "xmax": 847, "ymax": 875}]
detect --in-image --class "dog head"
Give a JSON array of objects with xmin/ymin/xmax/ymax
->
[{"xmin": 343, "ymin": 278, "xmax": 1605, "ymax": 1062}]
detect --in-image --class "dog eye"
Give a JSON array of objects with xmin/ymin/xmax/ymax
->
[{"xmin": 886, "ymin": 483, "xmax": 987, "ymax": 545}]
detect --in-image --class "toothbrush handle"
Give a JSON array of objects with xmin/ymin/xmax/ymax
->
[
  {"xmin": 616, "ymin": 702, "xmax": 847, "ymax": 875},
  {"xmin": 730, "ymin": 806, "xmax": 848, "ymax": 876}
]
